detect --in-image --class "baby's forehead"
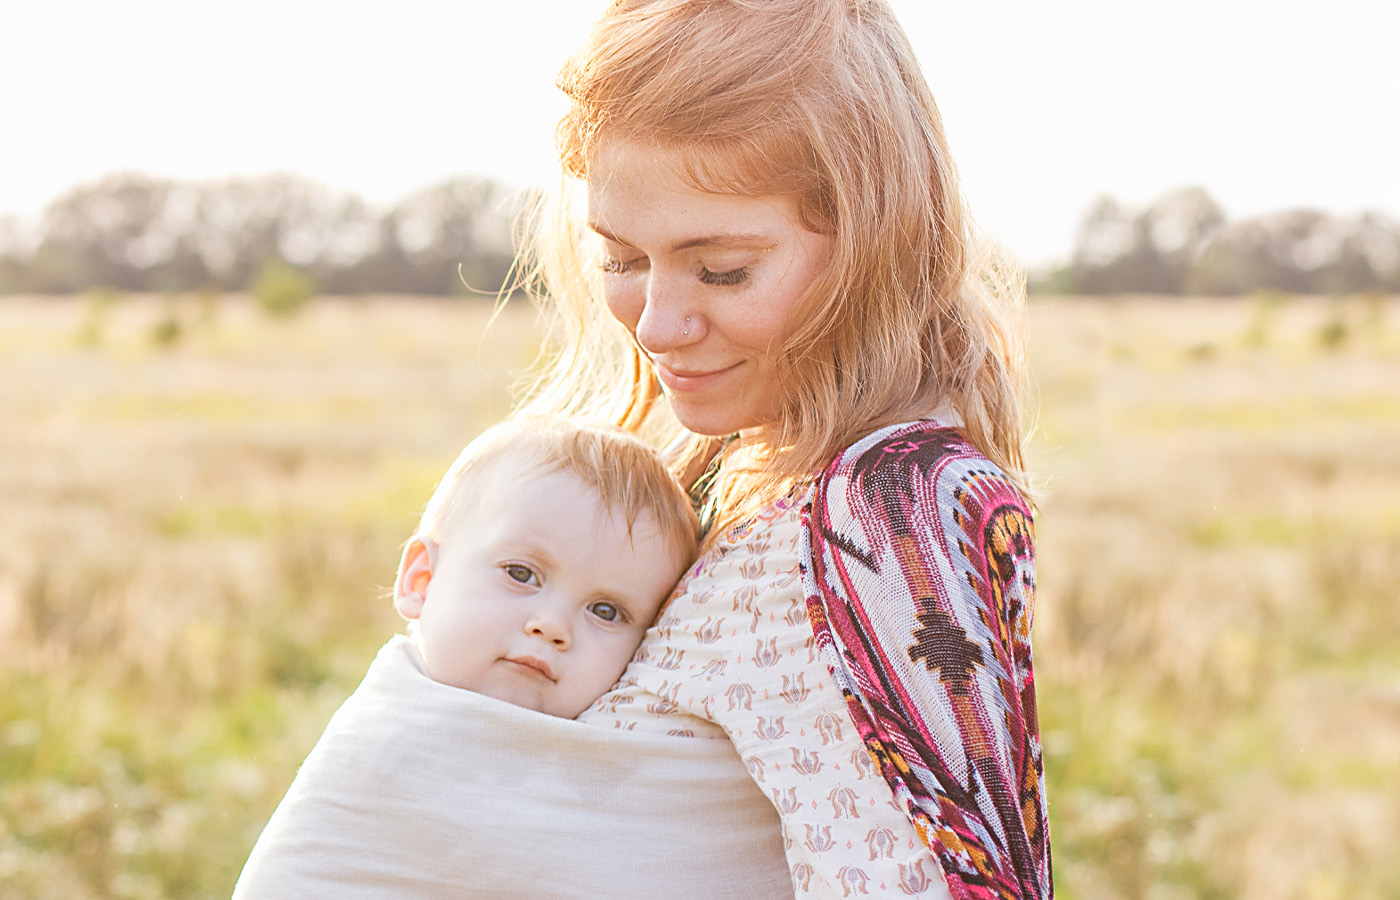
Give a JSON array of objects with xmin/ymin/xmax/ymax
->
[
  {"xmin": 452, "ymin": 461, "xmax": 635, "ymax": 537},
  {"xmin": 435, "ymin": 426, "xmax": 697, "ymax": 563},
  {"xmin": 444, "ymin": 466, "xmax": 687, "ymax": 585},
  {"xmin": 478, "ymin": 458, "xmax": 610, "ymax": 511}
]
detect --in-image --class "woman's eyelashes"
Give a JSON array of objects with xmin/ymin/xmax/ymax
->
[
  {"xmin": 599, "ymin": 256, "xmax": 642, "ymax": 275},
  {"xmin": 698, "ymin": 265, "xmax": 750, "ymax": 286},
  {"xmin": 598, "ymin": 255, "xmax": 751, "ymax": 287}
]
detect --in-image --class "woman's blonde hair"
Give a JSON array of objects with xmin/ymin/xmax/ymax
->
[{"xmin": 516, "ymin": 0, "xmax": 1031, "ymax": 530}]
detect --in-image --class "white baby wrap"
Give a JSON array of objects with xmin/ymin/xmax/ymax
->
[{"xmin": 232, "ymin": 636, "xmax": 793, "ymax": 899}]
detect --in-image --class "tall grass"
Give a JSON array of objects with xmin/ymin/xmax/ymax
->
[
  {"xmin": 1028, "ymin": 295, "xmax": 1400, "ymax": 900},
  {"xmin": 0, "ymin": 295, "xmax": 533, "ymax": 899},
  {"xmin": 1, "ymin": 293, "xmax": 1396, "ymax": 899}
]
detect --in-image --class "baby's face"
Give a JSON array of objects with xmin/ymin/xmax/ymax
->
[{"xmin": 406, "ymin": 468, "xmax": 684, "ymax": 718}]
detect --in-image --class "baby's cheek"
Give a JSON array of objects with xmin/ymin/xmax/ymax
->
[
  {"xmin": 612, "ymin": 631, "xmax": 651, "ymax": 679},
  {"xmin": 405, "ymin": 624, "xmax": 428, "ymax": 665},
  {"xmin": 581, "ymin": 634, "xmax": 644, "ymax": 696},
  {"xmin": 413, "ymin": 628, "xmax": 477, "ymax": 692}
]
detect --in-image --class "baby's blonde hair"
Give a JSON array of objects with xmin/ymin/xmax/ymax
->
[
  {"xmin": 418, "ymin": 417, "xmax": 700, "ymax": 565},
  {"xmin": 518, "ymin": 0, "xmax": 1031, "ymax": 529}
]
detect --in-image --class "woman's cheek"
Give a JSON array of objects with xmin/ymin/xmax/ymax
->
[{"xmin": 603, "ymin": 281, "xmax": 644, "ymax": 333}]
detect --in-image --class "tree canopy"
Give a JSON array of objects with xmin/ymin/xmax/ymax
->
[
  {"xmin": 0, "ymin": 173, "xmax": 521, "ymax": 297},
  {"xmin": 5, "ymin": 176, "xmax": 1397, "ymax": 298},
  {"xmin": 1050, "ymin": 187, "xmax": 1400, "ymax": 295}
]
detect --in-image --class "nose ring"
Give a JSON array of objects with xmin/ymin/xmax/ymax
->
[{"xmin": 683, "ymin": 316, "xmax": 691, "ymax": 336}]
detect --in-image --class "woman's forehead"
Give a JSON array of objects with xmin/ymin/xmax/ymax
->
[
  {"xmin": 586, "ymin": 141, "xmax": 804, "ymax": 240},
  {"xmin": 586, "ymin": 140, "xmax": 699, "ymax": 193},
  {"xmin": 586, "ymin": 132, "xmax": 805, "ymax": 196}
]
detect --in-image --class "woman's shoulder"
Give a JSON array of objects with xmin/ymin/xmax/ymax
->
[
  {"xmin": 814, "ymin": 416, "xmax": 1028, "ymax": 527},
  {"xmin": 822, "ymin": 415, "xmax": 974, "ymax": 475}
]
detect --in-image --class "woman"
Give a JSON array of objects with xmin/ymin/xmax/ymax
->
[
  {"xmin": 233, "ymin": 2, "xmax": 1050, "ymax": 898},
  {"xmin": 520, "ymin": 1, "xmax": 1052, "ymax": 897}
]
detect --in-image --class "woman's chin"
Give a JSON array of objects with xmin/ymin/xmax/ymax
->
[
  {"xmin": 668, "ymin": 398, "xmax": 773, "ymax": 438},
  {"xmin": 675, "ymin": 413, "xmax": 750, "ymax": 438}
]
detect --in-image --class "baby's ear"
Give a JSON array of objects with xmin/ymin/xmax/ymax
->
[{"xmin": 393, "ymin": 536, "xmax": 438, "ymax": 621}]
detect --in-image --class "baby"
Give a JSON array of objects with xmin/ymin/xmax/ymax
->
[
  {"xmin": 231, "ymin": 417, "xmax": 704, "ymax": 899},
  {"xmin": 390, "ymin": 415, "xmax": 698, "ymax": 717}
]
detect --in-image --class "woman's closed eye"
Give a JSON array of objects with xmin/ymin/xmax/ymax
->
[
  {"xmin": 697, "ymin": 264, "xmax": 750, "ymax": 287},
  {"xmin": 599, "ymin": 254, "xmax": 750, "ymax": 288},
  {"xmin": 599, "ymin": 256, "xmax": 645, "ymax": 275},
  {"xmin": 587, "ymin": 600, "xmax": 628, "ymax": 624},
  {"xmin": 503, "ymin": 563, "xmax": 540, "ymax": 587}
]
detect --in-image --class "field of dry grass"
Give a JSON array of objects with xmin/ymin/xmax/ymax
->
[
  {"xmin": 2, "ymin": 292, "xmax": 1397, "ymax": 899},
  {"xmin": 1026, "ymin": 294, "xmax": 1399, "ymax": 899}
]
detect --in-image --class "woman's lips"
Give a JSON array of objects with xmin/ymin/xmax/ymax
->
[
  {"xmin": 506, "ymin": 656, "xmax": 555, "ymax": 681},
  {"xmin": 653, "ymin": 361, "xmax": 741, "ymax": 393}
]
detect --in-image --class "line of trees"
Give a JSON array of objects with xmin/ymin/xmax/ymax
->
[
  {"xmin": 4, "ymin": 176, "xmax": 1397, "ymax": 299},
  {"xmin": 1045, "ymin": 187, "xmax": 1400, "ymax": 295},
  {"xmin": 0, "ymin": 173, "xmax": 521, "ymax": 297}
]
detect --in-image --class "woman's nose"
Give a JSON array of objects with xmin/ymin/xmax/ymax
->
[
  {"xmin": 524, "ymin": 604, "xmax": 572, "ymax": 649},
  {"xmin": 634, "ymin": 275, "xmax": 701, "ymax": 354}
]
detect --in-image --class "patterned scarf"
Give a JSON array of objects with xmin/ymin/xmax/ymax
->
[{"xmin": 802, "ymin": 421, "xmax": 1052, "ymax": 899}]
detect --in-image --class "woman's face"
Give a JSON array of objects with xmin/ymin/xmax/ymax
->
[{"xmin": 586, "ymin": 141, "xmax": 834, "ymax": 436}]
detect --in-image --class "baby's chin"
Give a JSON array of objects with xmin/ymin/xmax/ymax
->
[
  {"xmin": 477, "ymin": 682, "xmax": 548, "ymax": 713},
  {"xmin": 430, "ymin": 658, "xmax": 588, "ymax": 719},
  {"xmin": 408, "ymin": 629, "xmax": 634, "ymax": 718},
  {"xmin": 493, "ymin": 664, "xmax": 639, "ymax": 719}
]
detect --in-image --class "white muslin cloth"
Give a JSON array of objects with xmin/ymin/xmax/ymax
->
[{"xmin": 232, "ymin": 636, "xmax": 793, "ymax": 899}]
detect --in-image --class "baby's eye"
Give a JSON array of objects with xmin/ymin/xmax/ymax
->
[
  {"xmin": 503, "ymin": 564, "xmax": 539, "ymax": 586},
  {"xmin": 698, "ymin": 265, "xmax": 750, "ymax": 287},
  {"xmin": 587, "ymin": 600, "xmax": 626, "ymax": 623}
]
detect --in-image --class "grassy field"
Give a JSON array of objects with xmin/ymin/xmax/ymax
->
[{"xmin": 2, "ymin": 292, "xmax": 1397, "ymax": 899}]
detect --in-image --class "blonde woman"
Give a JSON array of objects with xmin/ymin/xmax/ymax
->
[
  {"xmin": 523, "ymin": 2, "xmax": 1052, "ymax": 898},
  {"xmin": 233, "ymin": 2, "xmax": 1051, "ymax": 898}
]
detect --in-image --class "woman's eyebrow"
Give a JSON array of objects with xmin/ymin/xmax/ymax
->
[
  {"xmin": 669, "ymin": 232, "xmax": 771, "ymax": 252},
  {"xmin": 587, "ymin": 220, "xmax": 772, "ymax": 253},
  {"xmin": 586, "ymin": 221, "xmax": 632, "ymax": 247}
]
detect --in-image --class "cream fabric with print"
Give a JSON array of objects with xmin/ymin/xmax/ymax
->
[
  {"xmin": 583, "ymin": 492, "xmax": 953, "ymax": 899},
  {"xmin": 234, "ymin": 637, "xmax": 792, "ymax": 900}
]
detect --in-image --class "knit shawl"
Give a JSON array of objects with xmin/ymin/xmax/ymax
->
[{"xmin": 801, "ymin": 420, "xmax": 1053, "ymax": 899}]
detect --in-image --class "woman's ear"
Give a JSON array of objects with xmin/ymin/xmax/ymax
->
[{"xmin": 393, "ymin": 536, "xmax": 438, "ymax": 620}]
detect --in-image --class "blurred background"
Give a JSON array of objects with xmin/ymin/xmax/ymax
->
[{"xmin": 2, "ymin": 2, "xmax": 1397, "ymax": 898}]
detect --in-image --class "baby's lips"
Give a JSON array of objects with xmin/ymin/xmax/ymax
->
[{"xmin": 506, "ymin": 655, "xmax": 556, "ymax": 681}]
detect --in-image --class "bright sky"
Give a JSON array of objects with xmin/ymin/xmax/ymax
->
[{"xmin": 4, "ymin": 0, "xmax": 1397, "ymax": 265}]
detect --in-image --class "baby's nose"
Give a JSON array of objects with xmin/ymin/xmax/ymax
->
[{"xmin": 525, "ymin": 606, "xmax": 572, "ymax": 648}]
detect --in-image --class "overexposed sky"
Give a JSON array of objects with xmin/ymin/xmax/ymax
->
[{"xmin": 3, "ymin": 0, "xmax": 1396, "ymax": 264}]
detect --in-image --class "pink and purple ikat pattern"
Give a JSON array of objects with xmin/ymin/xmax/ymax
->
[{"xmin": 803, "ymin": 421, "xmax": 1052, "ymax": 899}]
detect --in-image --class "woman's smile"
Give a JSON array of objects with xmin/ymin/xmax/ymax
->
[{"xmin": 652, "ymin": 359, "xmax": 744, "ymax": 393}]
